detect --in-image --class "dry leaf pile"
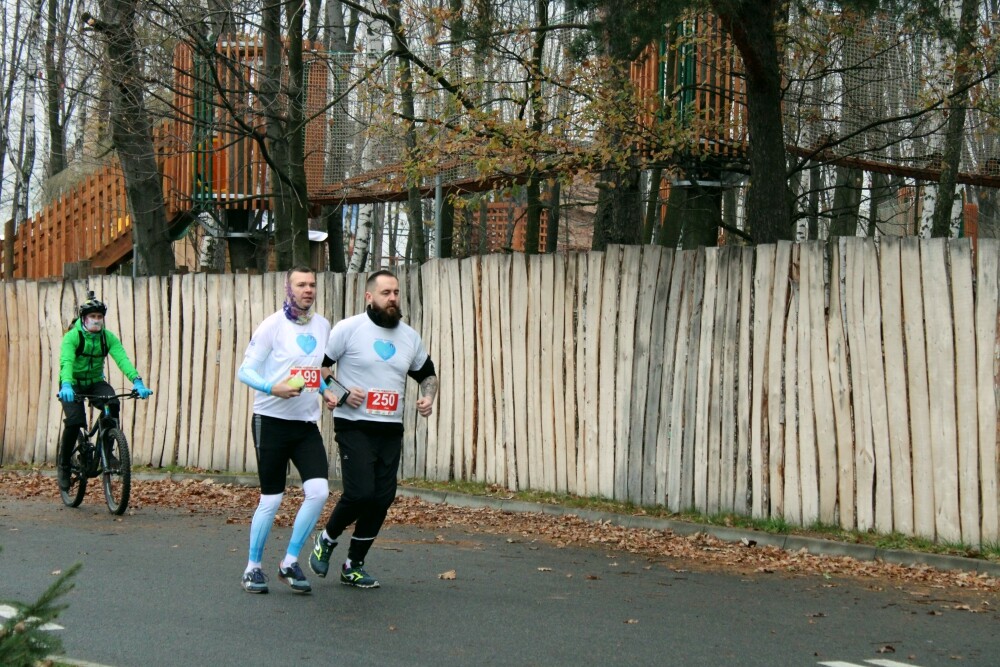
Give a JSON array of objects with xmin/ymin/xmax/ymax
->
[{"xmin": 3, "ymin": 471, "xmax": 999, "ymax": 601}]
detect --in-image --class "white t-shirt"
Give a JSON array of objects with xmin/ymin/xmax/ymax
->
[
  {"xmin": 325, "ymin": 312, "xmax": 429, "ymax": 424},
  {"xmin": 242, "ymin": 311, "xmax": 331, "ymax": 422}
]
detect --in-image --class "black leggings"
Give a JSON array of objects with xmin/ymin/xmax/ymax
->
[
  {"xmin": 59, "ymin": 381, "xmax": 118, "ymax": 466},
  {"xmin": 323, "ymin": 428, "xmax": 402, "ymax": 564},
  {"xmin": 251, "ymin": 414, "xmax": 329, "ymax": 494}
]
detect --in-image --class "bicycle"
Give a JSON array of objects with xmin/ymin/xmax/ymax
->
[{"xmin": 58, "ymin": 391, "xmax": 137, "ymax": 515}]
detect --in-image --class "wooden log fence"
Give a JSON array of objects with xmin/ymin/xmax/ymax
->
[{"xmin": 1, "ymin": 239, "xmax": 998, "ymax": 546}]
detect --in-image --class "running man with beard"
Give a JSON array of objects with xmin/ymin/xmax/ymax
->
[
  {"xmin": 309, "ymin": 270, "xmax": 438, "ymax": 588},
  {"xmin": 237, "ymin": 267, "xmax": 338, "ymax": 595}
]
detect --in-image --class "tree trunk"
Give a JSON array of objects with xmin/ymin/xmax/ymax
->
[
  {"xmin": 88, "ymin": 0, "xmax": 175, "ymax": 275},
  {"xmin": 388, "ymin": 0, "xmax": 426, "ymax": 263},
  {"xmin": 284, "ymin": 0, "xmax": 312, "ymax": 267},
  {"xmin": 829, "ymin": 167, "xmax": 863, "ymax": 236},
  {"xmin": 931, "ymin": 0, "xmax": 978, "ymax": 238},
  {"xmin": 322, "ymin": 0, "xmax": 354, "ymax": 272},
  {"xmin": 642, "ymin": 167, "xmax": 662, "ymax": 244},
  {"xmin": 713, "ymin": 0, "xmax": 791, "ymax": 244},
  {"xmin": 261, "ymin": 0, "xmax": 292, "ymax": 269},
  {"xmin": 44, "ymin": 0, "xmax": 67, "ymax": 176},
  {"xmin": 544, "ymin": 178, "xmax": 560, "ymax": 253}
]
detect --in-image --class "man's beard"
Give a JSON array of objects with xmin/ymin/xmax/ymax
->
[{"xmin": 368, "ymin": 303, "xmax": 402, "ymax": 328}]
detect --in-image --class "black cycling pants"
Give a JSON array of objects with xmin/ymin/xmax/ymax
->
[
  {"xmin": 323, "ymin": 428, "xmax": 402, "ymax": 564},
  {"xmin": 60, "ymin": 381, "xmax": 118, "ymax": 466}
]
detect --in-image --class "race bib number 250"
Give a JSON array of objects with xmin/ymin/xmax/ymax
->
[{"xmin": 366, "ymin": 389, "xmax": 399, "ymax": 416}]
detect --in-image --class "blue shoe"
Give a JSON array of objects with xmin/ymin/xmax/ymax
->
[
  {"xmin": 340, "ymin": 563, "xmax": 380, "ymax": 589},
  {"xmin": 308, "ymin": 532, "xmax": 337, "ymax": 578},
  {"xmin": 278, "ymin": 562, "xmax": 311, "ymax": 593},
  {"xmin": 242, "ymin": 567, "xmax": 268, "ymax": 594}
]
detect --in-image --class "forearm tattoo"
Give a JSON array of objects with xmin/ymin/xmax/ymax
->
[{"xmin": 420, "ymin": 376, "xmax": 438, "ymax": 402}]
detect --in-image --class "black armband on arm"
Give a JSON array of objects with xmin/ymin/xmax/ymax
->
[
  {"xmin": 322, "ymin": 354, "xmax": 335, "ymax": 368},
  {"xmin": 408, "ymin": 358, "xmax": 436, "ymax": 384}
]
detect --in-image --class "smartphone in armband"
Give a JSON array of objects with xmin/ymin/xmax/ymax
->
[{"xmin": 325, "ymin": 375, "xmax": 350, "ymax": 407}]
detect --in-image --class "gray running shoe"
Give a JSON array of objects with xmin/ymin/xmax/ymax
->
[
  {"xmin": 340, "ymin": 563, "xmax": 380, "ymax": 589},
  {"xmin": 308, "ymin": 532, "xmax": 337, "ymax": 578},
  {"xmin": 241, "ymin": 567, "xmax": 269, "ymax": 594},
  {"xmin": 278, "ymin": 562, "xmax": 311, "ymax": 593}
]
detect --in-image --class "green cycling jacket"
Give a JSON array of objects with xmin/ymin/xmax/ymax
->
[{"xmin": 59, "ymin": 318, "xmax": 140, "ymax": 386}]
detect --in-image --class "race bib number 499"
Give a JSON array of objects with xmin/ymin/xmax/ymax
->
[
  {"xmin": 366, "ymin": 389, "xmax": 399, "ymax": 416},
  {"xmin": 289, "ymin": 367, "xmax": 321, "ymax": 392}
]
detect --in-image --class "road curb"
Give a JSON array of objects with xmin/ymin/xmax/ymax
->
[
  {"xmin": 393, "ymin": 486, "xmax": 1000, "ymax": 579},
  {"xmin": 33, "ymin": 469, "xmax": 1000, "ymax": 579}
]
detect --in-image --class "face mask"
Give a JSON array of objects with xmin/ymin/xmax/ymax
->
[{"xmin": 84, "ymin": 316, "xmax": 103, "ymax": 332}]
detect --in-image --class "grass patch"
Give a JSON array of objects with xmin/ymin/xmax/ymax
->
[{"xmin": 399, "ymin": 478, "xmax": 1000, "ymax": 563}]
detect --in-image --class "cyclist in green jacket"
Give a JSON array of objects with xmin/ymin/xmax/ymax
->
[{"xmin": 56, "ymin": 291, "xmax": 152, "ymax": 490}]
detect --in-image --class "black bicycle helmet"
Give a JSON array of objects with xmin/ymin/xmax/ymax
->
[{"xmin": 79, "ymin": 291, "xmax": 107, "ymax": 318}]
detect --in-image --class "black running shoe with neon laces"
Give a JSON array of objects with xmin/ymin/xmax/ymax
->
[
  {"xmin": 308, "ymin": 532, "xmax": 337, "ymax": 578},
  {"xmin": 340, "ymin": 563, "xmax": 380, "ymax": 588},
  {"xmin": 278, "ymin": 562, "xmax": 311, "ymax": 593},
  {"xmin": 242, "ymin": 567, "xmax": 268, "ymax": 594}
]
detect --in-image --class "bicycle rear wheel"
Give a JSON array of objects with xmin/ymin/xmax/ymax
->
[
  {"xmin": 59, "ymin": 430, "xmax": 88, "ymax": 508},
  {"xmin": 101, "ymin": 428, "xmax": 131, "ymax": 515}
]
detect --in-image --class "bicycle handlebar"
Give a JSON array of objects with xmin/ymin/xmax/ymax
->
[{"xmin": 55, "ymin": 390, "xmax": 142, "ymax": 401}]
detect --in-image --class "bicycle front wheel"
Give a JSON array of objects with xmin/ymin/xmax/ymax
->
[
  {"xmin": 59, "ymin": 431, "xmax": 88, "ymax": 508},
  {"xmin": 101, "ymin": 428, "xmax": 131, "ymax": 515}
]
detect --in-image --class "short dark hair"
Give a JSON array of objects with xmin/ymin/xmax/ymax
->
[
  {"xmin": 286, "ymin": 266, "xmax": 316, "ymax": 281},
  {"xmin": 366, "ymin": 270, "xmax": 397, "ymax": 290}
]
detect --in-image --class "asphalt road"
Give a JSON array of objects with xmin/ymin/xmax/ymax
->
[{"xmin": 1, "ymin": 496, "xmax": 997, "ymax": 667}]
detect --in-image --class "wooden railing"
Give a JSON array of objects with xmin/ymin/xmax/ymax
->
[{"xmin": 2, "ymin": 240, "xmax": 998, "ymax": 547}]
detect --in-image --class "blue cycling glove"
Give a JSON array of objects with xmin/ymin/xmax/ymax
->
[
  {"xmin": 58, "ymin": 382, "xmax": 75, "ymax": 402},
  {"xmin": 133, "ymin": 378, "xmax": 153, "ymax": 399}
]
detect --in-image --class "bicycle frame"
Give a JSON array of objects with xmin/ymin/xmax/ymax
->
[{"xmin": 76, "ymin": 392, "xmax": 136, "ymax": 475}]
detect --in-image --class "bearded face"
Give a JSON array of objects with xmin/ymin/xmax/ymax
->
[{"xmin": 368, "ymin": 301, "xmax": 402, "ymax": 328}]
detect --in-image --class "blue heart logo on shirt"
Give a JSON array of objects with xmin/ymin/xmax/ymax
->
[
  {"xmin": 374, "ymin": 339, "xmax": 396, "ymax": 360},
  {"xmin": 297, "ymin": 334, "xmax": 317, "ymax": 354}
]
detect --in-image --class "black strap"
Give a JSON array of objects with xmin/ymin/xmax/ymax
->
[{"xmin": 76, "ymin": 328, "xmax": 109, "ymax": 358}]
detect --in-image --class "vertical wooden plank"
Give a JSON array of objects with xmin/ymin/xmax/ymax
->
[
  {"xmin": 783, "ymin": 252, "xmax": 801, "ymax": 526},
  {"xmin": 844, "ymin": 238, "xmax": 874, "ymax": 531},
  {"xmin": 735, "ymin": 247, "xmax": 754, "ymax": 514},
  {"xmin": 479, "ymin": 256, "xmax": 498, "ymax": 485},
  {"xmin": 663, "ymin": 251, "xmax": 692, "ymax": 510},
  {"xmin": 640, "ymin": 248, "xmax": 673, "ymax": 506},
  {"xmin": 499, "ymin": 256, "xmax": 517, "ymax": 489},
  {"xmin": 694, "ymin": 248, "xmax": 719, "ymax": 512},
  {"xmin": 538, "ymin": 254, "xmax": 557, "ymax": 492},
  {"xmin": 571, "ymin": 254, "xmax": 590, "ymax": 495},
  {"xmin": 526, "ymin": 255, "xmax": 544, "ymax": 489},
  {"xmin": 22, "ymin": 281, "xmax": 42, "ymax": 463},
  {"xmin": 599, "ymin": 247, "xmax": 623, "ymax": 499},
  {"xmin": 974, "ymin": 239, "xmax": 999, "ymax": 543},
  {"xmin": 804, "ymin": 244, "xmax": 836, "ymax": 526},
  {"xmin": 464, "ymin": 258, "xmax": 483, "ymax": 483},
  {"xmin": 613, "ymin": 245, "xmax": 641, "ymax": 501},
  {"xmin": 486, "ymin": 256, "xmax": 506, "ymax": 486},
  {"xmin": 719, "ymin": 247, "xmax": 741, "ymax": 512},
  {"xmin": 130, "ymin": 277, "xmax": 152, "ymax": 466},
  {"xmin": 923, "ymin": 239, "xmax": 960, "ymax": 542},
  {"xmin": 862, "ymin": 242, "xmax": 894, "ymax": 533},
  {"xmin": 900, "ymin": 238, "xmax": 934, "ymax": 538},
  {"xmin": 196, "ymin": 275, "xmax": 221, "ymax": 470},
  {"xmin": 181, "ymin": 273, "xmax": 206, "ymax": 467},
  {"xmin": 550, "ymin": 253, "xmax": 568, "ymax": 493},
  {"xmin": 163, "ymin": 275, "xmax": 184, "ymax": 468},
  {"xmin": 680, "ymin": 250, "xmax": 706, "ymax": 511},
  {"xmin": 2, "ymin": 282, "xmax": 22, "ymax": 463},
  {"xmin": 0, "ymin": 277, "xmax": 9, "ymax": 462},
  {"xmin": 145, "ymin": 277, "xmax": 167, "ymax": 467},
  {"xmin": 450, "ymin": 259, "xmax": 469, "ymax": 480},
  {"xmin": 37, "ymin": 283, "xmax": 61, "ymax": 464},
  {"xmin": 582, "ymin": 252, "xmax": 603, "ymax": 497},
  {"xmin": 796, "ymin": 244, "xmax": 818, "ymax": 526},
  {"xmin": 950, "ymin": 240, "xmax": 979, "ymax": 546},
  {"xmin": 750, "ymin": 245, "xmax": 775, "ymax": 518},
  {"xmin": 566, "ymin": 254, "xmax": 582, "ymax": 495},
  {"xmin": 213, "ymin": 274, "xmax": 237, "ymax": 472},
  {"xmin": 510, "ymin": 253, "xmax": 529, "ymax": 490},
  {"xmin": 418, "ymin": 263, "xmax": 442, "ymax": 480},
  {"xmin": 629, "ymin": 246, "xmax": 662, "ymax": 504},
  {"xmin": 878, "ymin": 238, "xmax": 914, "ymax": 534},
  {"xmin": 767, "ymin": 242, "xmax": 793, "ymax": 519},
  {"xmin": 827, "ymin": 241, "xmax": 855, "ymax": 530}
]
